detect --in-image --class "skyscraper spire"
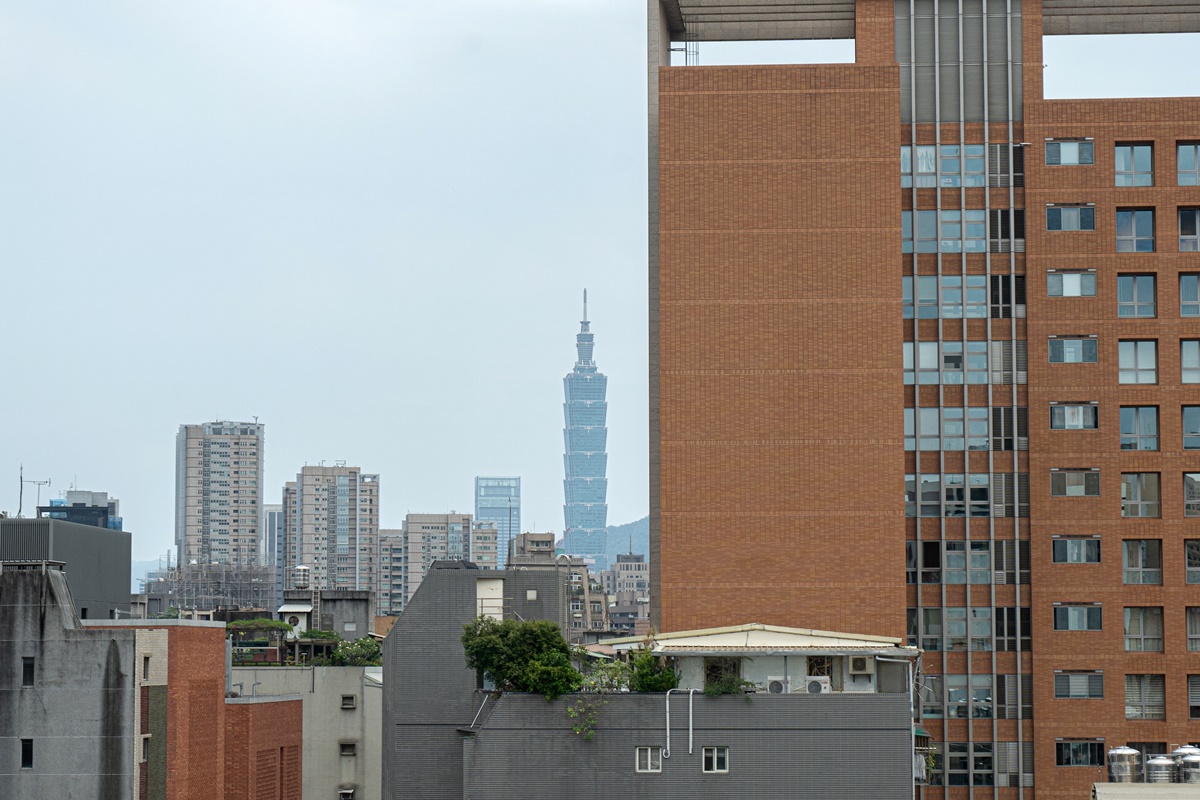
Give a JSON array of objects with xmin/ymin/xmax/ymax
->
[{"xmin": 575, "ymin": 288, "xmax": 595, "ymax": 369}]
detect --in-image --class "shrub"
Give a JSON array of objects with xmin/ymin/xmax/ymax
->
[
  {"xmin": 461, "ymin": 617, "xmax": 583, "ymax": 700},
  {"xmin": 629, "ymin": 648, "xmax": 678, "ymax": 692},
  {"xmin": 329, "ymin": 637, "xmax": 382, "ymax": 667}
]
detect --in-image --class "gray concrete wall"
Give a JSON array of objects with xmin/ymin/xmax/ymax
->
[
  {"xmin": 0, "ymin": 519, "xmax": 131, "ymax": 619},
  {"xmin": 0, "ymin": 566, "xmax": 135, "ymax": 800},
  {"xmin": 319, "ymin": 591, "xmax": 373, "ymax": 639}
]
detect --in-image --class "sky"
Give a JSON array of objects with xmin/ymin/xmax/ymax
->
[{"xmin": 1, "ymin": 2, "xmax": 1197, "ymax": 561}]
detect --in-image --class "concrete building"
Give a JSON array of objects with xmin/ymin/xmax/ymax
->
[
  {"xmin": 561, "ymin": 291, "xmax": 610, "ymax": 570},
  {"xmin": 648, "ymin": 2, "xmax": 1200, "ymax": 797},
  {"xmin": 37, "ymin": 489, "xmax": 122, "ymax": 530},
  {"xmin": 503, "ymin": 532, "xmax": 609, "ymax": 640},
  {"xmin": 280, "ymin": 465, "xmax": 379, "ymax": 609},
  {"xmin": 377, "ymin": 530, "xmax": 404, "ymax": 617},
  {"xmin": 507, "ymin": 531, "xmax": 556, "ymax": 565},
  {"xmin": 230, "ymin": 666, "xmax": 383, "ymax": 800},
  {"xmin": 601, "ymin": 553, "xmax": 651, "ymax": 635},
  {"xmin": 473, "ymin": 477, "xmax": 520, "ymax": 568},
  {"xmin": 394, "ymin": 513, "xmax": 497, "ymax": 611},
  {"xmin": 0, "ymin": 518, "xmax": 130, "ymax": 619},
  {"xmin": 175, "ymin": 420, "xmax": 264, "ymax": 566}
]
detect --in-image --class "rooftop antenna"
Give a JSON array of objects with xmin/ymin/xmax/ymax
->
[
  {"xmin": 582, "ymin": 288, "xmax": 588, "ymax": 324},
  {"xmin": 18, "ymin": 464, "xmax": 51, "ymax": 518}
]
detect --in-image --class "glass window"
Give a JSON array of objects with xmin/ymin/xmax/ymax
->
[
  {"xmin": 1047, "ymin": 272, "xmax": 1096, "ymax": 297},
  {"xmin": 1182, "ymin": 209, "xmax": 1200, "ymax": 251},
  {"xmin": 1124, "ymin": 607, "xmax": 1164, "ymax": 652},
  {"xmin": 1122, "ymin": 540, "xmax": 1162, "ymax": 584},
  {"xmin": 1050, "ymin": 404, "xmax": 1098, "ymax": 430},
  {"xmin": 902, "ymin": 209, "xmax": 986, "ymax": 253},
  {"xmin": 903, "ymin": 276, "xmax": 938, "ymax": 319},
  {"xmin": 1054, "ymin": 605, "xmax": 1102, "ymax": 631},
  {"xmin": 1122, "ymin": 473, "xmax": 1161, "ymax": 518},
  {"xmin": 1183, "ymin": 341, "xmax": 1200, "ymax": 383},
  {"xmin": 1119, "ymin": 341, "xmax": 1157, "ymax": 384},
  {"xmin": 1046, "ymin": 140, "xmax": 1094, "ymax": 166},
  {"xmin": 946, "ymin": 674, "xmax": 993, "ymax": 719},
  {"xmin": 1047, "ymin": 206, "xmax": 1096, "ymax": 231},
  {"xmin": 1119, "ymin": 407, "xmax": 1159, "ymax": 450},
  {"xmin": 1189, "ymin": 676, "xmax": 1200, "ymax": 719},
  {"xmin": 1188, "ymin": 541, "xmax": 1200, "ymax": 584},
  {"xmin": 1115, "ymin": 144, "xmax": 1153, "ymax": 186},
  {"xmin": 1117, "ymin": 209, "xmax": 1155, "ymax": 252},
  {"xmin": 702, "ymin": 747, "xmax": 729, "ymax": 774},
  {"xmin": 1189, "ymin": 608, "xmax": 1200, "ymax": 652},
  {"xmin": 1056, "ymin": 741, "xmax": 1105, "ymax": 767},
  {"xmin": 1117, "ymin": 275, "xmax": 1156, "ymax": 317},
  {"xmin": 635, "ymin": 746, "xmax": 662, "ymax": 773},
  {"xmin": 1186, "ymin": 473, "xmax": 1200, "ymax": 517},
  {"xmin": 1051, "ymin": 471, "xmax": 1100, "ymax": 497},
  {"xmin": 944, "ymin": 541, "xmax": 992, "ymax": 584},
  {"xmin": 1125, "ymin": 674, "xmax": 1166, "ymax": 720},
  {"xmin": 1053, "ymin": 538, "xmax": 1100, "ymax": 564},
  {"xmin": 1182, "ymin": 275, "xmax": 1200, "ymax": 317},
  {"xmin": 1184, "ymin": 407, "xmax": 1200, "ymax": 449},
  {"xmin": 1055, "ymin": 672, "xmax": 1103, "ymax": 699},
  {"xmin": 1049, "ymin": 338, "xmax": 1098, "ymax": 364},
  {"xmin": 1181, "ymin": 143, "xmax": 1200, "ymax": 185}
]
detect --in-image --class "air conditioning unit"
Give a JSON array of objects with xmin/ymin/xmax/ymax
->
[
  {"xmin": 797, "ymin": 676, "xmax": 833, "ymax": 694},
  {"xmin": 766, "ymin": 676, "xmax": 789, "ymax": 694},
  {"xmin": 849, "ymin": 656, "xmax": 875, "ymax": 676}
]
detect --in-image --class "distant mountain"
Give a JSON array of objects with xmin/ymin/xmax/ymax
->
[{"xmin": 606, "ymin": 515, "xmax": 649, "ymax": 564}]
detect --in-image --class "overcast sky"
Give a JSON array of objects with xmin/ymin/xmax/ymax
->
[{"xmin": 1, "ymin": 2, "xmax": 1195, "ymax": 561}]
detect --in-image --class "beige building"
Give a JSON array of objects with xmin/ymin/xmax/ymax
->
[
  {"xmin": 601, "ymin": 553, "xmax": 650, "ymax": 635},
  {"xmin": 394, "ymin": 513, "xmax": 497, "ymax": 610},
  {"xmin": 506, "ymin": 531, "xmax": 556, "ymax": 565},
  {"xmin": 281, "ymin": 465, "xmax": 379, "ymax": 607},
  {"xmin": 377, "ymin": 530, "xmax": 404, "ymax": 617},
  {"xmin": 174, "ymin": 420, "xmax": 264, "ymax": 566}
]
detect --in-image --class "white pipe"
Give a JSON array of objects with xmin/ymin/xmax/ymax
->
[
  {"xmin": 688, "ymin": 689, "xmax": 697, "ymax": 754},
  {"xmin": 664, "ymin": 688, "xmax": 677, "ymax": 758}
]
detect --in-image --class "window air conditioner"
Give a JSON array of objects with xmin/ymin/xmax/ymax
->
[
  {"xmin": 849, "ymin": 656, "xmax": 876, "ymax": 676},
  {"xmin": 797, "ymin": 676, "xmax": 833, "ymax": 694},
  {"xmin": 766, "ymin": 676, "xmax": 789, "ymax": 694}
]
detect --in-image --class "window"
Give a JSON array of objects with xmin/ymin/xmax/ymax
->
[
  {"xmin": 988, "ymin": 209, "xmax": 1026, "ymax": 253},
  {"xmin": 703, "ymin": 657, "xmax": 740, "ymax": 690},
  {"xmin": 1056, "ymin": 741, "xmax": 1105, "ymax": 767},
  {"xmin": 1189, "ymin": 608, "xmax": 1200, "ymax": 652},
  {"xmin": 995, "ymin": 606, "xmax": 1032, "ymax": 652},
  {"xmin": 1050, "ymin": 404, "xmax": 1098, "ymax": 430},
  {"xmin": 1051, "ymin": 470, "xmax": 1100, "ymax": 497},
  {"xmin": 1120, "ymin": 407, "xmax": 1159, "ymax": 450},
  {"xmin": 1046, "ymin": 140, "xmax": 1094, "ymax": 166},
  {"xmin": 1183, "ymin": 341, "xmax": 1200, "ymax": 383},
  {"xmin": 1055, "ymin": 672, "xmax": 1103, "ymax": 699},
  {"xmin": 1122, "ymin": 473, "xmax": 1161, "ymax": 518},
  {"xmin": 1125, "ymin": 674, "xmax": 1165, "ymax": 720},
  {"xmin": 1053, "ymin": 538, "xmax": 1100, "ymax": 564},
  {"xmin": 142, "ymin": 656, "xmax": 150, "ymax": 681},
  {"xmin": 22, "ymin": 658, "xmax": 34, "ymax": 687},
  {"xmin": 635, "ymin": 746, "xmax": 662, "ymax": 773},
  {"xmin": 904, "ymin": 474, "xmax": 990, "ymax": 517},
  {"xmin": 901, "ymin": 144, "xmax": 986, "ymax": 188},
  {"xmin": 990, "ymin": 275, "xmax": 1026, "ymax": 318},
  {"xmin": 942, "ymin": 742, "xmax": 994, "ymax": 786},
  {"xmin": 902, "ymin": 210, "xmax": 987, "ymax": 253},
  {"xmin": 1048, "ymin": 271, "xmax": 1096, "ymax": 297},
  {"xmin": 1055, "ymin": 605, "xmax": 1103, "ymax": 631},
  {"xmin": 989, "ymin": 143, "xmax": 1025, "ymax": 187},
  {"xmin": 702, "ymin": 746, "xmax": 729, "ymax": 774},
  {"xmin": 1119, "ymin": 341, "xmax": 1157, "ymax": 384},
  {"xmin": 1182, "ymin": 209, "xmax": 1200, "ymax": 251},
  {"xmin": 919, "ymin": 673, "xmax": 944, "ymax": 717},
  {"xmin": 1117, "ymin": 275, "xmax": 1156, "ymax": 317},
  {"xmin": 1115, "ymin": 144, "xmax": 1153, "ymax": 186},
  {"xmin": 1185, "ymin": 408, "xmax": 1200, "ymax": 449},
  {"xmin": 904, "ymin": 408, "xmax": 990, "ymax": 451},
  {"xmin": 946, "ymin": 674, "xmax": 993, "ymax": 719},
  {"xmin": 1189, "ymin": 675, "xmax": 1200, "ymax": 719},
  {"xmin": 1181, "ymin": 143, "xmax": 1200, "ymax": 185},
  {"xmin": 20, "ymin": 739, "xmax": 32, "ymax": 769},
  {"xmin": 1182, "ymin": 275, "xmax": 1200, "ymax": 317},
  {"xmin": 341, "ymin": 695, "xmax": 356, "ymax": 709},
  {"xmin": 944, "ymin": 541, "xmax": 992, "ymax": 584},
  {"xmin": 1048, "ymin": 337, "xmax": 1097, "ymax": 364},
  {"xmin": 339, "ymin": 742, "xmax": 357, "ymax": 757},
  {"xmin": 1186, "ymin": 473, "xmax": 1200, "ymax": 517},
  {"xmin": 1124, "ymin": 607, "xmax": 1164, "ymax": 652},
  {"xmin": 1189, "ymin": 542, "xmax": 1200, "ymax": 584},
  {"xmin": 1047, "ymin": 205, "xmax": 1095, "ymax": 231},
  {"xmin": 1117, "ymin": 209, "xmax": 1155, "ymax": 252},
  {"xmin": 1123, "ymin": 540, "xmax": 1162, "ymax": 585}
]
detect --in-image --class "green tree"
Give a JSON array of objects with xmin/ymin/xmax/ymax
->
[
  {"xmin": 628, "ymin": 648, "xmax": 678, "ymax": 692},
  {"xmin": 329, "ymin": 636, "xmax": 382, "ymax": 666},
  {"xmin": 461, "ymin": 617, "xmax": 582, "ymax": 700}
]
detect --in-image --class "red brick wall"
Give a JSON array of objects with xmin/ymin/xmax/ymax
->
[
  {"xmin": 164, "ymin": 626, "xmax": 227, "ymax": 800},
  {"xmin": 223, "ymin": 700, "xmax": 303, "ymax": 800}
]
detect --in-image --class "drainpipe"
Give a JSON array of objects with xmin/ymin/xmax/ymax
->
[{"xmin": 663, "ymin": 688, "xmax": 677, "ymax": 758}]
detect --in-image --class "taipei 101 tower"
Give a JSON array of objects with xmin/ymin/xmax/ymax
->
[{"xmin": 560, "ymin": 290, "xmax": 609, "ymax": 569}]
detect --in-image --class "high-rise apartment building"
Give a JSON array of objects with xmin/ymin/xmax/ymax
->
[
  {"xmin": 474, "ymin": 476, "xmax": 520, "ymax": 567},
  {"xmin": 280, "ymin": 465, "xmax": 379, "ymax": 607},
  {"xmin": 175, "ymin": 420, "xmax": 264, "ymax": 565},
  {"xmin": 650, "ymin": 2, "xmax": 1200, "ymax": 797},
  {"xmin": 392, "ymin": 513, "xmax": 497, "ymax": 610},
  {"xmin": 561, "ymin": 291, "xmax": 610, "ymax": 569}
]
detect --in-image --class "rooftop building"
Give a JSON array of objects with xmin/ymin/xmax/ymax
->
[{"xmin": 37, "ymin": 489, "xmax": 122, "ymax": 530}]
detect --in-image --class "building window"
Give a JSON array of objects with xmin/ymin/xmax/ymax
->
[
  {"xmin": 1053, "ymin": 538, "xmax": 1100, "ymax": 564},
  {"xmin": 1117, "ymin": 209, "xmax": 1155, "ymax": 252},
  {"xmin": 20, "ymin": 739, "xmax": 32, "ymax": 769},
  {"xmin": 946, "ymin": 742, "xmax": 994, "ymax": 786},
  {"xmin": 22, "ymin": 658, "xmax": 34, "ymax": 687},
  {"xmin": 1117, "ymin": 275, "xmax": 1156, "ymax": 317},
  {"xmin": 702, "ymin": 747, "xmax": 729, "ymax": 774},
  {"xmin": 1187, "ymin": 408, "xmax": 1200, "ymax": 449},
  {"xmin": 341, "ymin": 695, "xmax": 356, "ymax": 709},
  {"xmin": 1189, "ymin": 608, "xmax": 1200, "ymax": 652},
  {"xmin": 1119, "ymin": 341, "xmax": 1158, "ymax": 384},
  {"xmin": 1183, "ymin": 341, "xmax": 1200, "ymax": 383},
  {"xmin": 902, "ymin": 210, "xmax": 987, "ymax": 254},
  {"xmin": 1181, "ymin": 143, "xmax": 1200, "ymax": 184},
  {"xmin": 1047, "ymin": 205, "xmax": 1095, "ymax": 231},
  {"xmin": 1121, "ymin": 473, "xmax": 1161, "ymax": 518},
  {"xmin": 1049, "ymin": 404, "xmax": 1098, "ymax": 430},
  {"xmin": 1046, "ymin": 140, "xmax": 1094, "ymax": 166},
  {"xmin": 1182, "ymin": 209, "xmax": 1200, "ymax": 251},
  {"xmin": 1119, "ymin": 407, "xmax": 1159, "ymax": 450},
  {"xmin": 1050, "ymin": 470, "xmax": 1100, "ymax": 497},
  {"xmin": 142, "ymin": 656, "xmax": 150, "ymax": 681},
  {"xmin": 1189, "ymin": 676, "xmax": 1200, "ymax": 718},
  {"xmin": 1122, "ymin": 540, "xmax": 1162, "ymax": 585},
  {"xmin": 1048, "ymin": 337, "xmax": 1097, "ymax": 364},
  {"xmin": 945, "ymin": 674, "xmax": 993, "ymax": 719},
  {"xmin": 1056, "ymin": 741, "xmax": 1105, "ymax": 767},
  {"xmin": 1125, "ymin": 674, "xmax": 1166, "ymax": 720},
  {"xmin": 1124, "ymin": 607, "xmax": 1164, "ymax": 652},
  {"xmin": 339, "ymin": 742, "xmax": 357, "ymax": 757},
  {"xmin": 1055, "ymin": 672, "xmax": 1103, "ymax": 699},
  {"xmin": 995, "ymin": 606, "xmax": 1032, "ymax": 651},
  {"xmin": 1047, "ymin": 271, "xmax": 1096, "ymax": 297},
  {"xmin": 635, "ymin": 746, "xmax": 662, "ymax": 773},
  {"xmin": 901, "ymin": 144, "xmax": 986, "ymax": 188},
  {"xmin": 1187, "ymin": 474, "xmax": 1200, "ymax": 517},
  {"xmin": 1054, "ymin": 605, "xmax": 1102, "ymax": 631},
  {"xmin": 1115, "ymin": 144, "xmax": 1153, "ymax": 186},
  {"xmin": 1182, "ymin": 275, "xmax": 1200, "ymax": 316}
]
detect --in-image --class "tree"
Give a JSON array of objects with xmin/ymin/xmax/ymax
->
[
  {"xmin": 329, "ymin": 636, "xmax": 382, "ymax": 666},
  {"xmin": 461, "ymin": 617, "xmax": 582, "ymax": 700},
  {"xmin": 628, "ymin": 647, "xmax": 678, "ymax": 692}
]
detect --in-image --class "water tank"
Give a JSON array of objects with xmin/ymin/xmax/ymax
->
[
  {"xmin": 1108, "ymin": 747, "xmax": 1141, "ymax": 783},
  {"xmin": 1147, "ymin": 756, "xmax": 1176, "ymax": 783}
]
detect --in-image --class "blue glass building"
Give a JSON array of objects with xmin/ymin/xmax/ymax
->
[{"xmin": 561, "ymin": 291, "xmax": 609, "ymax": 569}]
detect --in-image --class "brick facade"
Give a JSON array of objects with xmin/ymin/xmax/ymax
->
[{"xmin": 224, "ymin": 699, "xmax": 303, "ymax": 800}]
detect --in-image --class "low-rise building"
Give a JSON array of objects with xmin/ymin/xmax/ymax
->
[{"xmin": 0, "ymin": 518, "xmax": 130, "ymax": 619}]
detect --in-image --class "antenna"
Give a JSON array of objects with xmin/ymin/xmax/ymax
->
[
  {"xmin": 18, "ymin": 465, "xmax": 51, "ymax": 518},
  {"xmin": 582, "ymin": 289, "xmax": 588, "ymax": 323}
]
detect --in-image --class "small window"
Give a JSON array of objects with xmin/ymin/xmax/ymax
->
[
  {"xmin": 1048, "ymin": 338, "xmax": 1097, "ymax": 364},
  {"xmin": 1188, "ymin": 675, "xmax": 1200, "ymax": 719},
  {"xmin": 142, "ymin": 656, "xmax": 150, "ymax": 682},
  {"xmin": 341, "ymin": 695, "xmax": 357, "ymax": 710},
  {"xmin": 1181, "ymin": 275, "xmax": 1199, "ymax": 317},
  {"xmin": 1056, "ymin": 741, "xmax": 1105, "ymax": 767},
  {"xmin": 1125, "ymin": 674, "xmax": 1165, "ymax": 720},
  {"xmin": 1047, "ymin": 206, "xmax": 1095, "ymax": 231},
  {"xmin": 340, "ymin": 742, "xmax": 357, "ymax": 757},
  {"xmin": 21, "ymin": 739, "xmax": 33, "ymax": 769},
  {"xmin": 1054, "ymin": 672, "xmax": 1103, "ymax": 699},
  {"xmin": 1182, "ymin": 209, "xmax": 1200, "ymax": 251},
  {"xmin": 1122, "ymin": 473, "xmax": 1161, "ymax": 518},
  {"xmin": 1118, "ymin": 341, "xmax": 1157, "ymax": 384},
  {"xmin": 1047, "ymin": 272, "xmax": 1096, "ymax": 297},
  {"xmin": 1188, "ymin": 608, "xmax": 1200, "ymax": 652},
  {"xmin": 1117, "ymin": 275, "xmax": 1156, "ymax": 317},
  {"xmin": 1046, "ymin": 140, "xmax": 1094, "ymax": 166},
  {"xmin": 1053, "ymin": 538, "xmax": 1100, "ymax": 564},
  {"xmin": 1183, "ymin": 341, "xmax": 1200, "ymax": 383},
  {"xmin": 1187, "ymin": 541, "xmax": 1200, "ymax": 584},
  {"xmin": 702, "ymin": 746, "xmax": 729, "ymax": 774},
  {"xmin": 1181, "ymin": 143, "xmax": 1200, "ymax": 185},
  {"xmin": 526, "ymin": 590, "xmax": 537, "ymax": 601},
  {"xmin": 22, "ymin": 658, "xmax": 34, "ymax": 688},
  {"xmin": 141, "ymin": 737, "xmax": 149, "ymax": 763},
  {"xmin": 1117, "ymin": 209, "xmax": 1155, "ymax": 252},
  {"xmin": 1115, "ymin": 144, "xmax": 1153, "ymax": 186},
  {"xmin": 1186, "ymin": 474, "xmax": 1200, "ymax": 517},
  {"xmin": 1050, "ymin": 470, "xmax": 1100, "ymax": 497},
  {"xmin": 1050, "ymin": 404, "xmax": 1098, "ymax": 430},
  {"xmin": 1119, "ymin": 407, "xmax": 1158, "ymax": 451},
  {"xmin": 1122, "ymin": 540, "xmax": 1162, "ymax": 585},
  {"xmin": 1184, "ymin": 407, "xmax": 1200, "ymax": 450},
  {"xmin": 1054, "ymin": 605, "xmax": 1102, "ymax": 631},
  {"xmin": 635, "ymin": 746, "xmax": 662, "ymax": 773},
  {"xmin": 1124, "ymin": 607, "xmax": 1164, "ymax": 652},
  {"xmin": 81, "ymin": 608, "xmax": 88, "ymax": 620}
]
